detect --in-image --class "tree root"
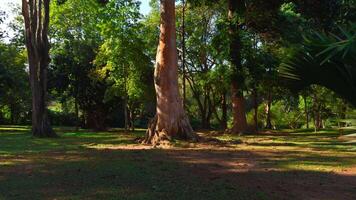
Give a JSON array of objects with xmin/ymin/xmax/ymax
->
[{"xmin": 142, "ymin": 115, "xmax": 198, "ymax": 147}]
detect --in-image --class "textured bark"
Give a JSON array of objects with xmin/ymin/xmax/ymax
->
[
  {"xmin": 228, "ymin": 0, "xmax": 248, "ymax": 134},
  {"xmin": 143, "ymin": 0, "xmax": 197, "ymax": 145},
  {"xmin": 22, "ymin": 0, "xmax": 56, "ymax": 137},
  {"xmin": 181, "ymin": 0, "xmax": 186, "ymax": 107}
]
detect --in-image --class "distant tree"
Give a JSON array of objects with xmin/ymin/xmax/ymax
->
[
  {"xmin": 0, "ymin": 43, "xmax": 30, "ymax": 125},
  {"xmin": 0, "ymin": 10, "xmax": 6, "ymax": 38}
]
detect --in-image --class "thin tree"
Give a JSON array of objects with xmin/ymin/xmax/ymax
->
[
  {"xmin": 22, "ymin": 0, "xmax": 57, "ymax": 137},
  {"xmin": 143, "ymin": 0, "xmax": 197, "ymax": 145}
]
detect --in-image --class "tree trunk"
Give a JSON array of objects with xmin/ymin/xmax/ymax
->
[
  {"xmin": 253, "ymin": 88, "xmax": 258, "ymax": 132},
  {"xmin": 74, "ymin": 96, "xmax": 79, "ymax": 131},
  {"xmin": 181, "ymin": 0, "xmax": 186, "ymax": 108},
  {"xmin": 339, "ymin": 101, "xmax": 347, "ymax": 127},
  {"xmin": 265, "ymin": 91, "xmax": 272, "ymax": 129},
  {"xmin": 228, "ymin": 0, "xmax": 247, "ymax": 134},
  {"xmin": 143, "ymin": 0, "xmax": 197, "ymax": 146},
  {"xmin": 303, "ymin": 95, "xmax": 309, "ymax": 129},
  {"xmin": 86, "ymin": 108, "xmax": 107, "ymax": 131},
  {"xmin": 22, "ymin": 0, "xmax": 56, "ymax": 137},
  {"xmin": 221, "ymin": 92, "xmax": 228, "ymax": 130},
  {"xmin": 10, "ymin": 103, "xmax": 15, "ymax": 125},
  {"xmin": 231, "ymin": 82, "xmax": 248, "ymax": 133},
  {"xmin": 313, "ymin": 92, "xmax": 321, "ymax": 132}
]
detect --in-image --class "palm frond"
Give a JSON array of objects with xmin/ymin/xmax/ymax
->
[{"xmin": 280, "ymin": 24, "xmax": 356, "ymax": 106}]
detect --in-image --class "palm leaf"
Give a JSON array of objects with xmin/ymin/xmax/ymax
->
[{"xmin": 280, "ymin": 24, "xmax": 356, "ymax": 106}]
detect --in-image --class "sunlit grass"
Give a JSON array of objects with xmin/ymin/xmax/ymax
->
[{"xmin": 0, "ymin": 126, "xmax": 355, "ymax": 199}]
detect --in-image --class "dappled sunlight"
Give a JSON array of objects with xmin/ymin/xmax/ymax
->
[{"xmin": 0, "ymin": 127, "xmax": 355, "ymax": 199}]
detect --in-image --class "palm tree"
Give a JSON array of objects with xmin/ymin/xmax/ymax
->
[{"xmin": 280, "ymin": 24, "xmax": 356, "ymax": 106}]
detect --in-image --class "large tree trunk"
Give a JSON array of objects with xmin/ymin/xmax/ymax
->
[
  {"xmin": 143, "ymin": 0, "xmax": 197, "ymax": 145},
  {"xmin": 228, "ymin": 0, "xmax": 248, "ymax": 134},
  {"xmin": 22, "ymin": 0, "xmax": 56, "ymax": 137}
]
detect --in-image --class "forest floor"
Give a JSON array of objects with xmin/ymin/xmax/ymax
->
[{"xmin": 0, "ymin": 126, "xmax": 355, "ymax": 200}]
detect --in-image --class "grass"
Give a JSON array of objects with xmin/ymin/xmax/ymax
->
[{"xmin": 0, "ymin": 126, "xmax": 355, "ymax": 200}]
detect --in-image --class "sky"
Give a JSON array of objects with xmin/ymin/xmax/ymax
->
[{"xmin": 0, "ymin": 0, "xmax": 151, "ymax": 39}]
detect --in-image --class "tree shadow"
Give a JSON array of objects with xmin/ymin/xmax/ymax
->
[
  {"xmin": 0, "ymin": 148, "xmax": 355, "ymax": 200},
  {"xmin": 0, "ymin": 127, "xmax": 356, "ymax": 199}
]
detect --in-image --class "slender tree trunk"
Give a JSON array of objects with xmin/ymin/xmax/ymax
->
[
  {"xmin": 74, "ymin": 96, "xmax": 79, "ymax": 131},
  {"xmin": 221, "ymin": 91, "xmax": 228, "ymax": 130},
  {"xmin": 130, "ymin": 108, "xmax": 135, "ymax": 131},
  {"xmin": 265, "ymin": 91, "xmax": 272, "ymax": 129},
  {"xmin": 10, "ymin": 103, "xmax": 15, "ymax": 125},
  {"xmin": 228, "ymin": 0, "xmax": 247, "ymax": 134},
  {"xmin": 339, "ymin": 101, "xmax": 347, "ymax": 127},
  {"xmin": 313, "ymin": 92, "xmax": 321, "ymax": 132},
  {"xmin": 253, "ymin": 88, "xmax": 258, "ymax": 132},
  {"xmin": 303, "ymin": 95, "xmax": 309, "ymax": 129},
  {"xmin": 22, "ymin": 0, "xmax": 56, "ymax": 137},
  {"xmin": 143, "ymin": 0, "xmax": 197, "ymax": 145}
]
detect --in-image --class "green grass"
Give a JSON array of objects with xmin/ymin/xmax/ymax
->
[{"xmin": 0, "ymin": 126, "xmax": 355, "ymax": 200}]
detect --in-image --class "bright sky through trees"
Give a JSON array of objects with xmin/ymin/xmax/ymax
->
[{"xmin": 0, "ymin": 0, "xmax": 151, "ymax": 40}]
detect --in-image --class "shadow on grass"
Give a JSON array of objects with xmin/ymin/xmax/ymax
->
[
  {"xmin": 0, "ymin": 126, "xmax": 356, "ymax": 199},
  {"xmin": 0, "ymin": 148, "xmax": 355, "ymax": 200},
  {"xmin": 0, "ymin": 128, "xmax": 145, "ymax": 155}
]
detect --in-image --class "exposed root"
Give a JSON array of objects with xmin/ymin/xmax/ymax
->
[{"xmin": 142, "ymin": 115, "xmax": 199, "ymax": 147}]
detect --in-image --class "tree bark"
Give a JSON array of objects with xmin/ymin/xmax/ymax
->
[
  {"xmin": 181, "ymin": 0, "xmax": 186, "ymax": 108},
  {"xmin": 265, "ymin": 91, "xmax": 272, "ymax": 129},
  {"xmin": 22, "ymin": 0, "xmax": 56, "ymax": 137},
  {"xmin": 253, "ymin": 87, "xmax": 258, "ymax": 132},
  {"xmin": 74, "ymin": 96, "xmax": 79, "ymax": 131},
  {"xmin": 303, "ymin": 95, "xmax": 309, "ymax": 129},
  {"xmin": 143, "ymin": 0, "xmax": 197, "ymax": 146},
  {"xmin": 313, "ymin": 91, "xmax": 321, "ymax": 132},
  {"xmin": 228, "ymin": 0, "xmax": 248, "ymax": 134},
  {"xmin": 221, "ymin": 91, "xmax": 228, "ymax": 130}
]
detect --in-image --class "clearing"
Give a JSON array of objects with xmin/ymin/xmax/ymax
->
[{"xmin": 0, "ymin": 126, "xmax": 355, "ymax": 200}]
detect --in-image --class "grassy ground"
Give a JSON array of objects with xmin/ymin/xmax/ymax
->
[{"xmin": 0, "ymin": 126, "xmax": 355, "ymax": 200}]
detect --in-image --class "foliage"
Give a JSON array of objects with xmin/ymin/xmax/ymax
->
[
  {"xmin": 280, "ymin": 23, "xmax": 356, "ymax": 106},
  {"xmin": 0, "ymin": 42, "xmax": 30, "ymax": 124}
]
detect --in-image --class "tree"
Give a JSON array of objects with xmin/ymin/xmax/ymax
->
[
  {"xmin": 22, "ymin": 0, "xmax": 56, "ymax": 137},
  {"xmin": 95, "ymin": 0, "xmax": 154, "ymax": 131},
  {"xmin": 178, "ymin": 3, "xmax": 221, "ymax": 129},
  {"xmin": 50, "ymin": 0, "xmax": 119, "ymax": 131},
  {"xmin": 280, "ymin": 24, "xmax": 356, "ymax": 106},
  {"xmin": 0, "ymin": 42, "xmax": 30, "ymax": 125},
  {"xmin": 143, "ymin": 0, "xmax": 197, "ymax": 145},
  {"xmin": 0, "ymin": 10, "xmax": 6, "ymax": 39},
  {"xmin": 228, "ymin": 0, "xmax": 248, "ymax": 133}
]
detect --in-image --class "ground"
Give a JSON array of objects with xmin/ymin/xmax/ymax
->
[{"xmin": 0, "ymin": 126, "xmax": 355, "ymax": 200}]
